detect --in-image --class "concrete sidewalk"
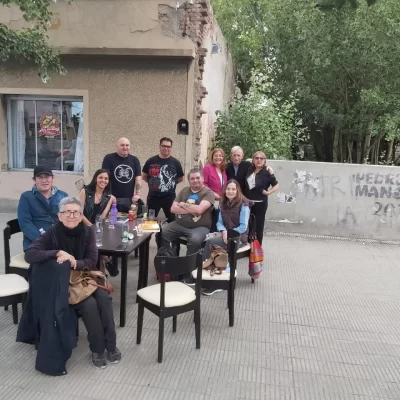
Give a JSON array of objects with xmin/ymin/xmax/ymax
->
[{"xmin": 1, "ymin": 212, "xmax": 400, "ymax": 399}]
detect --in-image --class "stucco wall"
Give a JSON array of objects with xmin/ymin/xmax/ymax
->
[
  {"xmin": 0, "ymin": 0, "xmax": 195, "ymax": 55},
  {"xmin": 0, "ymin": 56, "xmax": 188, "ymax": 203},
  {"xmin": 267, "ymin": 160, "xmax": 400, "ymax": 240},
  {"xmin": 198, "ymin": 16, "xmax": 235, "ymax": 163}
]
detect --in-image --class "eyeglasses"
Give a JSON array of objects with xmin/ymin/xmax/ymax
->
[
  {"xmin": 160, "ymin": 145, "xmax": 172, "ymax": 149},
  {"xmin": 60, "ymin": 210, "xmax": 82, "ymax": 218},
  {"xmin": 35, "ymin": 175, "xmax": 52, "ymax": 180},
  {"xmin": 254, "ymin": 157, "xmax": 266, "ymax": 161}
]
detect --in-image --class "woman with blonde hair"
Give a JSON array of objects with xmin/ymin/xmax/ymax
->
[
  {"xmin": 202, "ymin": 148, "xmax": 228, "ymax": 200},
  {"xmin": 244, "ymin": 151, "xmax": 279, "ymax": 244}
]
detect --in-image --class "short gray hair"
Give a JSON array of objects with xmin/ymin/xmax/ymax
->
[
  {"xmin": 187, "ymin": 168, "xmax": 203, "ymax": 180},
  {"xmin": 59, "ymin": 196, "xmax": 83, "ymax": 212},
  {"xmin": 231, "ymin": 146, "xmax": 244, "ymax": 155}
]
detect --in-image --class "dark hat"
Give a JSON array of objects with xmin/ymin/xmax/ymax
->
[{"xmin": 33, "ymin": 165, "xmax": 54, "ymax": 178}]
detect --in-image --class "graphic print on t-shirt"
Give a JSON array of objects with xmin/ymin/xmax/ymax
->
[
  {"xmin": 148, "ymin": 164, "xmax": 177, "ymax": 193},
  {"xmin": 178, "ymin": 193, "xmax": 201, "ymax": 223},
  {"xmin": 114, "ymin": 164, "xmax": 134, "ymax": 184}
]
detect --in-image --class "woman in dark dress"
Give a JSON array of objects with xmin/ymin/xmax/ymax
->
[
  {"xmin": 25, "ymin": 197, "xmax": 121, "ymax": 369},
  {"xmin": 244, "ymin": 151, "xmax": 279, "ymax": 244}
]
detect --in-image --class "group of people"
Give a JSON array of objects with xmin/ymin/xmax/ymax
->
[{"xmin": 16, "ymin": 135, "xmax": 279, "ymax": 370}]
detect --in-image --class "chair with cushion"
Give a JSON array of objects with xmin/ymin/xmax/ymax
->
[
  {"xmin": 192, "ymin": 230, "xmax": 240, "ymax": 327},
  {"xmin": 0, "ymin": 274, "xmax": 29, "ymax": 324},
  {"xmin": 4, "ymin": 219, "xmax": 30, "ymax": 279},
  {"xmin": 136, "ymin": 250, "xmax": 203, "ymax": 363}
]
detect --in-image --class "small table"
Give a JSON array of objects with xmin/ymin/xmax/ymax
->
[{"xmin": 97, "ymin": 221, "xmax": 154, "ymax": 327}]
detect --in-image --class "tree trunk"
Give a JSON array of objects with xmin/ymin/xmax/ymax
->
[
  {"xmin": 386, "ymin": 138, "xmax": 394, "ymax": 163},
  {"xmin": 333, "ymin": 125, "xmax": 340, "ymax": 162},
  {"xmin": 356, "ymin": 139, "xmax": 362, "ymax": 163},
  {"xmin": 362, "ymin": 118, "xmax": 374, "ymax": 163},
  {"xmin": 347, "ymin": 141, "xmax": 353, "ymax": 163}
]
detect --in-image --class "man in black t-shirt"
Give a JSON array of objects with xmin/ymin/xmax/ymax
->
[
  {"xmin": 102, "ymin": 137, "xmax": 142, "ymax": 211},
  {"xmin": 142, "ymin": 137, "xmax": 184, "ymax": 222}
]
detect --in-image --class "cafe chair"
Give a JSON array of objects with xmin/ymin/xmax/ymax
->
[
  {"xmin": 136, "ymin": 250, "xmax": 203, "ymax": 363},
  {"xmin": 191, "ymin": 230, "xmax": 240, "ymax": 327},
  {"xmin": 4, "ymin": 219, "xmax": 30, "ymax": 279},
  {"xmin": 0, "ymin": 273, "xmax": 29, "ymax": 324}
]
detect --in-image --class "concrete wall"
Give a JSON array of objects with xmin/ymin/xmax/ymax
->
[
  {"xmin": 198, "ymin": 15, "xmax": 235, "ymax": 163},
  {"xmin": 267, "ymin": 160, "xmax": 400, "ymax": 240}
]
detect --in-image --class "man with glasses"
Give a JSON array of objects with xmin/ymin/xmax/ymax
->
[
  {"xmin": 142, "ymin": 137, "xmax": 184, "ymax": 222},
  {"xmin": 18, "ymin": 165, "xmax": 68, "ymax": 250}
]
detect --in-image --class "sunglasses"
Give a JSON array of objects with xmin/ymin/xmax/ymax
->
[{"xmin": 254, "ymin": 157, "xmax": 266, "ymax": 160}]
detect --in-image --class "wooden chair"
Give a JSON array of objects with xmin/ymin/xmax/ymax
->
[
  {"xmin": 192, "ymin": 230, "xmax": 240, "ymax": 327},
  {"xmin": 4, "ymin": 219, "xmax": 30, "ymax": 279},
  {"xmin": 136, "ymin": 250, "xmax": 203, "ymax": 363},
  {"xmin": 0, "ymin": 274, "xmax": 29, "ymax": 324}
]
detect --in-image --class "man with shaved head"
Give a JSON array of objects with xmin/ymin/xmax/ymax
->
[{"xmin": 102, "ymin": 137, "xmax": 142, "ymax": 212}]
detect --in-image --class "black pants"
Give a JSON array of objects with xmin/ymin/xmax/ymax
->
[
  {"xmin": 73, "ymin": 289, "xmax": 116, "ymax": 354},
  {"xmin": 251, "ymin": 200, "xmax": 268, "ymax": 244},
  {"xmin": 147, "ymin": 195, "xmax": 175, "ymax": 222}
]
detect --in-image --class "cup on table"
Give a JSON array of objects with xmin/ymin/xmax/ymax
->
[
  {"xmin": 142, "ymin": 205, "xmax": 148, "ymax": 220},
  {"xmin": 122, "ymin": 221, "xmax": 129, "ymax": 242},
  {"xmin": 149, "ymin": 209, "xmax": 156, "ymax": 221},
  {"xmin": 95, "ymin": 215, "xmax": 102, "ymax": 232},
  {"xmin": 136, "ymin": 218, "xmax": 144, "ymax": 236}
]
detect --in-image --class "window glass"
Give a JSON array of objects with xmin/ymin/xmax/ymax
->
[{"xmin": 7, "ymin": 97, "xmax": 83, "ymax": 173}]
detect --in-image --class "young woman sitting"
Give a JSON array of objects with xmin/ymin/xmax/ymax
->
[{"xmin": 202, "ymin": 179, "xmax": 251, "ymax": 296}]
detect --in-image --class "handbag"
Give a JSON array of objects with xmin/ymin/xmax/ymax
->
[
  {"xmin": 203, "ymin": 245, "xmax": 228, "ymax": 276},
  {"xmin": 69, "ymin": 269, "xmax": 114, "ymax": 305},
  {"xmin": 69, "ymin": 269, "xmax": 98, "ymax": 305},
  {"xmin": 248, "ymin": 214, "xmax": 263, "ymax": 279}
]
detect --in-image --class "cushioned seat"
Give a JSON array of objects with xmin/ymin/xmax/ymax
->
[
  {"xmin": 237, "ymin": 243, "xmax": 250, "ymax": 253},
  {"xmin": 192, "ymin": 269, "xmax": 237, "ymax": 281},
  {"xmin": 137, "ymin": 281, "xmax": 196, "ymax": 308},
  {"xmin": 10, "ymin": 253, "xmax": 30, "ymax": 269},
  {"xmin": 0, "ymin": 274, "xmax": 29, "ymax": 297}
]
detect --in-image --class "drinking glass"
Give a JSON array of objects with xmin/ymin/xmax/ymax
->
[
  {"xmin": 122, "ymin": 221, "xmax": 129, "ymax": 243},
  {"xmin": 95, "ymin": 214, "xmax": 102, "ymax": 232},
  {"xmin": 136, "ymin": 218, "xmax": 144, "ymax": 236},
  {"xmin": 149, "ymin": 209, "xmax": 156, "ymax": 221},
  {"xmin": 142, "ymin": 205, "xmax": 148, "ymax": 220},
  {"xmin": 108, "ymin": 211, "xmax": 115, "ymax": 229}
]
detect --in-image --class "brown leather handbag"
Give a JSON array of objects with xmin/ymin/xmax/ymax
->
[
  {"xmin": 202, "ymin": 245, "xmax": 229, "ymax": 276},
  {"xmin": 69, "ymin": 269, "xmax": 98, "ymax": 305}
]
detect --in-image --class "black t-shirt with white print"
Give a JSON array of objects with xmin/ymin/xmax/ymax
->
[
  {"xmin": 142, "ymin": 155, "xmax": 184, "ymax": 197},
  {"xmin": 102, "ymin": 153, "xmax": 141, "ymax": 199}
]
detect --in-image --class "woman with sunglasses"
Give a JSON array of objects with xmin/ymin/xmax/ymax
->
[
  {"xmin": 79, "ymin": 169, "xmax": 116, "ymax": 226},
  {"xmin": 244, "ymin": 151, "xmax": 279, "ymax": 244}
]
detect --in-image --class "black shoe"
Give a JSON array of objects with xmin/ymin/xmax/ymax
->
[
  {"xmin": 202, "ymin": 288, "xmax": 223, "ymax": 296},
  {"xmin": 183, "ymin": 276, "xmax": 196, "ymax": 286},
  {"xmin": 91, "ymin": 352, "xmax": 107, "ymax": 369},
  {"xmin": 107, "ymin": 347, "xmax": 122, "ymax": 364},
  {"xmin": 105, "ymin": 261, "xmax": 119, "ymax": 277}
]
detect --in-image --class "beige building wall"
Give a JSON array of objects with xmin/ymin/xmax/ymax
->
[
  {"xmin": 0, "ymin": 56, "xmax": 189, "ymax": 205},
  {"xmin": 198, "ymin": 15, "xmax": 235, "ymax": 164}
]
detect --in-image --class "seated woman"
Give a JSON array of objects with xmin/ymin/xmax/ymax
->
[
  {"xmin": 79, "ymin": 169, "xmax": 117, "ymax": 276},
  {"xmin": 202, "ymin": 180, "xmax": 250, "ymax": 296},
  {"xmin": 79, "ymin": 169, "xmax": 116, "ymax": 226},
  {"xmin": 25, "ymin": 196, "xmax": 121, "ymax": 370}
]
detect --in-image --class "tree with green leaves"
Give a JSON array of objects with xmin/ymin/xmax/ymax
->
[
  {"xmin": 0, "ymin": 0, "xmax": 70, "ymax": 82},
  {"xmin": 213, "ymin": 0, "xmax": 400, "ymax": 164},
  {"xmin": 214, "ymin": 71, "xmax": 304, "ymax": 160}
]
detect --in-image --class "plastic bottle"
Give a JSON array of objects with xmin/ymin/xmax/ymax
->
[
  {"xmin": 95, "ymin": 229, "xmax": 103, "ymax": 247},
  {"xmin": 110, "ymin": 204, "xmax": 118, "ymax": 228}
]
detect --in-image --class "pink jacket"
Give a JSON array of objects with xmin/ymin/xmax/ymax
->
[{"xmin": 203, "ymin": 163, "xmax": 227, "ymax": 196}]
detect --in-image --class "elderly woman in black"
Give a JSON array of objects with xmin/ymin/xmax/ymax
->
[
  {"xmin": 25, "ymin": 196, "xmax": 121, "ymax": 370},
  {"xmin": 244, "ymin": 151, "xmax": 279, "ymax": 244}
]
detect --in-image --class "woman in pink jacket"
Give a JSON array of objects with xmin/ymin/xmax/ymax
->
[{"xmin": 203, "ymin": 148, "xmax": 228, "ymax": 200}]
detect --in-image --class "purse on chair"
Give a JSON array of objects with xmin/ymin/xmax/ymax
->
[{"xmin": 202, "ymin": 245, "xmax": 229, "ymax": 276}]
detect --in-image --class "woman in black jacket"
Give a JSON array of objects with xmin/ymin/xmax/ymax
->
[
  {"xmin": 25, "ymin": 196, "xmax": 121, "ymax": 370},
  {"xmin": 244, "ymin": 151, "xmax": 279, "ymax": 243}
]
